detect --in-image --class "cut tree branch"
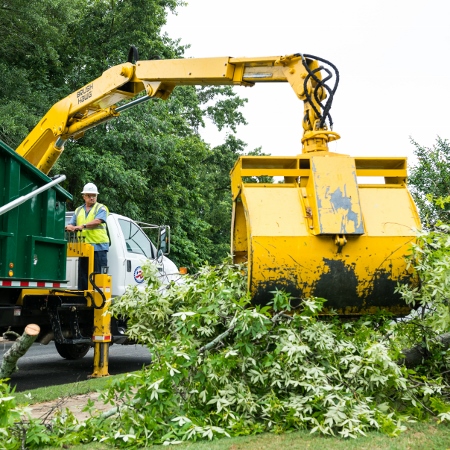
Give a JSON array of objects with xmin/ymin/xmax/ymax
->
[
  {"xmin": 0, "ymin": 324, "xmax": 40, "ymax": 379},
  {"xmin": 199, "ymin": 315, "xmax": 237, "ymax": 353}
]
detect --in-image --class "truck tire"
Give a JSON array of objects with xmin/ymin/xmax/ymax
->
[{"xmin": 55, "ymin": 342, "xmax": 90, "ymax": 360}]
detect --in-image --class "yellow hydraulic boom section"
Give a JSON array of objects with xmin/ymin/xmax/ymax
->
[{"xmin": 15, "ymin": 53, "xmax": 337, "ymax": 173}]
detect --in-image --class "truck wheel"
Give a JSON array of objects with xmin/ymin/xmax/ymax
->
[{"xmin": 55, "ymin": 342, "xmax": 90, "ymax": 360}]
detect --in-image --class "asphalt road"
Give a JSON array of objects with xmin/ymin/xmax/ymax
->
[{"xmin": 1, "ymin": 340, "xmax": 152, "ymax": 392}]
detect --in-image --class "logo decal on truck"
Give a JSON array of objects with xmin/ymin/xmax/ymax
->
[
  {"xmin": 134, "ymin": 266, "xmax": 145, "ymax": 284},
  {"xmin": 76, "ymin": 83, "xmax": 93, "ymax": 104}
]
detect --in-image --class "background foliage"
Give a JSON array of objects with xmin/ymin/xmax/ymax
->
[
  {"xmin": 408, "ymin": 137, "xmax": 450, "ymax": 227},
  {"xmin": 0, "ymin": 0, "xmax": 263, "ymax": 268}
]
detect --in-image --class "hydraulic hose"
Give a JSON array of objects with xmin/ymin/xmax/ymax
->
[{"xmin": 89, "ymin": 272, "xmax": 107, "ymax": 309}]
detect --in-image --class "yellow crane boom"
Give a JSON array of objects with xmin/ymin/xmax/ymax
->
[{"xmin": 16, "ymin": 52, "xmax": 338, "ymax": 174}]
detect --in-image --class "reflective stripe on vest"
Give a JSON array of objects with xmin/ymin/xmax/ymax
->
[{"xmin": 75, "ymin": 203, "xmax": 109, "ymax": 244}]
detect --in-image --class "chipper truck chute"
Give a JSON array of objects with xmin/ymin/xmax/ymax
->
[
  {"xmin": 228, "ymin": 55, "xmax": 421, "ymax": 315},
  {"xmin": 231, "ymin": 154, "xmax": 420, "ymax": 315},
  {"xmin": 0, "ymin": 49, "xmax": 420, "ymax": 378}
]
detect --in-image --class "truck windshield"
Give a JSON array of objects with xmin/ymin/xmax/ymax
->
[{"xmin": 119, "ymin": 219, "xmax": 155, "ymax": 259}]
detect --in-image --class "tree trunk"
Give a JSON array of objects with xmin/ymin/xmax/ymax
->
[
  {"xmin": 398, "ymin": 332, "xmax": 450, "ymax": 368},
  {"xmin": 0, "ymin": 324, "xmax": 40, "ymax": 379}
]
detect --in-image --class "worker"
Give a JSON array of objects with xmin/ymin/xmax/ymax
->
[{"xmin": 65, "ymin": 183, "xmax": 109, "ymax": 290}]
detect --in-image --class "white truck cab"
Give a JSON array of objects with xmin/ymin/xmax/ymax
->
[{"xmin": 65, "ymin": 212, "xmax": 180, "ymax": 295}]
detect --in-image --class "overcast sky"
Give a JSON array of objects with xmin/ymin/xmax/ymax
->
[{"xmin": 163, "ymin": 0, "xmax": 450, "ymax": 165}]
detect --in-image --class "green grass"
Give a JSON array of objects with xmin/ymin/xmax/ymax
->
[
  {"xmin": 167, "ymin": 422, "xmax": 450, "ymax": 449},
  {"xmin": 41, "ymin": 422, "xmax": 450, "ymax": 450},
  {"xmin": 13, "ymin": 379, "xmax": 450, "ymax": 450}
]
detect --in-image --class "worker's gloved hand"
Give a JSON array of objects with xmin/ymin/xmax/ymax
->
[{"xmin": 65, "ymin": 225, "xmax": 83, "ymax": 232}]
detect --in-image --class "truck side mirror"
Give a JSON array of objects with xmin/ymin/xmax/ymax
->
[{"xmin": 157, "ymin": 225, "xmax": 170, "ymax": 256}]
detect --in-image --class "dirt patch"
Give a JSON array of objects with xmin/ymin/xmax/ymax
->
[{"xmin": 27, "ymin": 391, "xmax": 112, "ymax": 422}]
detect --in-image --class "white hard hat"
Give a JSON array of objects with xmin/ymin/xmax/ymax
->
[{"xmin": 81, "ymin": 183, "xmax": 99, "ymax": 195}]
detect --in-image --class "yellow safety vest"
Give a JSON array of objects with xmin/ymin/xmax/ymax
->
[{"xmin": 75, "ymin": 203, "xmax": 109, "ymax": 244}]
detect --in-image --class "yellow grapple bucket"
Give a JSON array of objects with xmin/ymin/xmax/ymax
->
[{"xmin": 231, "ymin": 153, "xmax": 420, "ymax": 316}]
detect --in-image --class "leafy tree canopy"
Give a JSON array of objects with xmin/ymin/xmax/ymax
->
[
  {"xmin": 0, "ymin": 0, "xmax": 260, "ymax": 267},
  {"xmin": 0, "ymin": 0, "xmax": 84, "ymax": 145},
  {"xmin": 408, "ymin": 137, "xmax": 450, "ymax": 226}
]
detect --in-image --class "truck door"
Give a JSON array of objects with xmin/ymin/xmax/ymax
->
[{"xmin": 117, "ymin": 217, "xmax": 157, "ymax": 290}]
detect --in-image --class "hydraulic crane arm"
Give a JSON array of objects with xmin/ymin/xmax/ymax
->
[{"xmin": 16, "ymin": 52, "xmax": 339, "ymax": 174}]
